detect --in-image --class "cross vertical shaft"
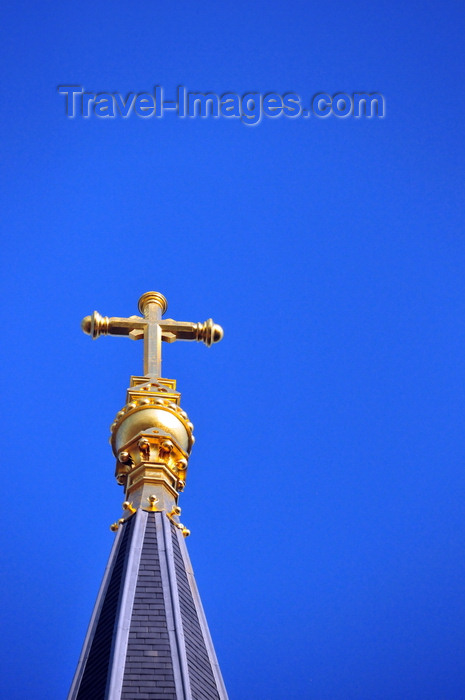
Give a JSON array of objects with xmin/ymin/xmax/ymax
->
[
  {"xmin": 144, "ymin": 302, "xmax": 162, "ymax": 376},
  {"xmin": 138, "ymin": 291, "xmax": 168, "ymax": 378}
]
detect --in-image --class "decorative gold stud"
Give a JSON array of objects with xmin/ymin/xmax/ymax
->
[
  {"xmin": 138, "ymin": 438, "xmax": 151, "ymax": 459},
  {"xmin": 166, "ymin": 506, "xmax": 190, "ymax": 536},
  {"xmin": 110, "ymin": 517, "xmax": 126, "ymax": 532},
  {"xmin": 147, "ymin": 495, "xmax": 159, "ymax": 511},
  {"xmin": 122, "ymin": 501, "xmax": 136, "ymax": 514},
  {"xmin": 159, "ymin": 440, "xmax": 174, "ymax": 454},
  {"xmin": 167, "ymin": 505, "xmax": 181, "ymax": 519}
]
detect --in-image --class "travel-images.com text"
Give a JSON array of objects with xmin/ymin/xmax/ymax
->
[{"xmin": 58, "ymin": 86, "xmax": 385, "ymax": 125}]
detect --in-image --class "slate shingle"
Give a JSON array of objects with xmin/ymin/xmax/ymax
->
[
  {"xmin": 171, "ymin": 522, "xmax": 221, "ymax": 700},
  {"xmin": 121, "ymin": 514, "xmax": 177, "ymax": 699}
]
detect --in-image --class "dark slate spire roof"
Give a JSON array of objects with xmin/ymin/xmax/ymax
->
[{"xmin": 69, "ymin": 510, "xmax": 228, "ymax": 700}]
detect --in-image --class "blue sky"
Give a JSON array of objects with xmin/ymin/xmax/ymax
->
[{"xmin": 1, "ymin": 1, "xmax": 465, "ymax": 698}]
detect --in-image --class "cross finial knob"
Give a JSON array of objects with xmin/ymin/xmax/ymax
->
[{"xmin": 138, "ymin": 291, "xmax": 168, "ymax": 316}]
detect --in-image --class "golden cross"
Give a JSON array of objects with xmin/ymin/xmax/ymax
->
[{"xmin": 81, "ymin": 291, "xmax": 223, "ymax": 377}]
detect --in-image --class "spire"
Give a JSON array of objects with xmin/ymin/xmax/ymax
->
[{"xmin": 69, "ymin": 292, "xmax": 228, "ymax": 700}]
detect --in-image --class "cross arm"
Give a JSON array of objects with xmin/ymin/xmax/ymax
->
[
  {"xmin": 81, "ymin": 312, "xmax": 223, "ymax": 347},
  {"xmin": 160, "ymin": 319, "xmax": 223, "ymax": 346},
  {"xmin": 81, "ymin": 312, "xmax": 145, "ymax": 339}
]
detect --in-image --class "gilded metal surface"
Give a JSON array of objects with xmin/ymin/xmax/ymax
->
[
  {"xmin": 81, "ymin": 290, "xmax": 223, "ymax": 378},
  {"xmin": 138, "ymin": 291, "xmax": 168, "ymax": 316},
  {"xmin": 110, "ymin": 517, "xmax": 126, "ymax": 532},
  {"xmin": 81, "ymin": 292, "xmax": 223, "ymax": 517},
  {"xmin": 122, "ymin": 501, "xmax": 136, "ymax": 514},
  {"xmin": 167, "ymin": 506, "xmax": 190, "ymax": 537},
  {"xmin": 146, "ymin": 495, "xmax": 159, "ymax": 512},
  {"xmin": 113, "ymin": 405, "xmax": 191, "ymax": 455}
]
